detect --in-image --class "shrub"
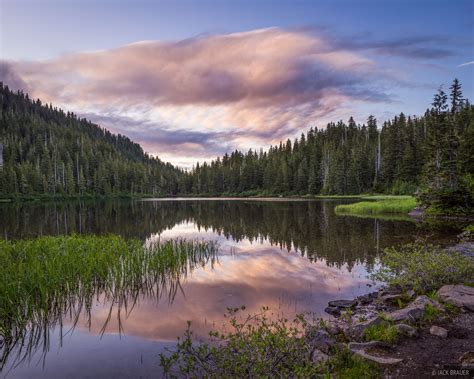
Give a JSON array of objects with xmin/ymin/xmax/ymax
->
[
  {"xmin": 160, "ymin": 307, "xmax": 320, "ymax": 377},
  {"xmin": 159, "ymin": 307, "xmax": 380, "ymax": 378},
  {"xmin": 371, "ymin": 241, "xmax": 474, "ymax": 292}
]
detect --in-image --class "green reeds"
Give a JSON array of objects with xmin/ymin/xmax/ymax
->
[
  {"xmin": 0, "ymin": 235, "xmax": 218, "ymax": 368},
  {"xmin": 335, "ymin": 197, "xmax": 416, "ymax": 215}
]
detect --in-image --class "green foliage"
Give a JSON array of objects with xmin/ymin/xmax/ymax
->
[
  {"xmin": 422, "ymin": 303, "xmax": 442, "ymax": 323},
  {"xmin": 160, "ymin": 307, "xmax": 380, "ymax": 378},
  {"xmin": 160, "ymin": 307, "xmax": 320, "ymax": 378},
  {"xmin": 363, "ymin": 322, "xmax": 398, "ymax": 343},
  {"xmin": 335, "ymin": 197, "xmax": 416, "ymax": 215},
  {"xmin": 464, "ymin": 224, "xmax": 474, "ymax": 233},
  {"xmin": 0, "ymin": 235, "xmax": 218, "ymax": 366},
  {"xmin": 390, "ymin": 180, "xmax": 418, "ymax": 195},
  {"xmin": 327, "ymin": 348, "xmax": 380, "ymax": 379},
  {"xmin": 371, "ymin": 241, "xmax": 474, "ymax": 292}
]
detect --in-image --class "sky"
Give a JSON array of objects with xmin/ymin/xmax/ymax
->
[{"xmin": 0, "ymin": 0, "xmax": 473, "ymax": 168}]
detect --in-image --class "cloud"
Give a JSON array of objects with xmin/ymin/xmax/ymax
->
[
  {"xmin": 458, "ymin": 60, "xmax": 474, "ymax": 67},
  {"xmin": 0, "ymin": 61, "xmax": 29, "ymax": 92},
  {"xmin": 1, "ymin": 27, "xmax": 450, "ymax": 167},
  {"xmin": 338, "ymin": 35, "xmax": 460, "ymax": 59}
]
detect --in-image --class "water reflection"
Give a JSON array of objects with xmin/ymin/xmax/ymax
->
[
  {"xmin": 0, "ymin": 199, "xmax": 462, "ymax": 267},
  {"xmin": 0, "ymin": 199, "xmax": 464, "ymax": 376}
]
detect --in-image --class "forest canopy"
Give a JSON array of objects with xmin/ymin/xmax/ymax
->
[{"xmin": 0, "ymin": 80, "xmax": 472, "ymax": 214}]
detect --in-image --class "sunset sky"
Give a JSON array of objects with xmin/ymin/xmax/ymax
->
[{"xmin": 1, "ymin": 0, "xmax": 473, "ymax": 168}]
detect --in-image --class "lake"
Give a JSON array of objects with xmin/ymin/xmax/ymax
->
[{"xmin": 0, "ymin": 198, "xmax": 465, "ymax": 378}]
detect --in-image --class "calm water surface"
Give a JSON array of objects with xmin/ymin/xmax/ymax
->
[{"xmin": 0, "ymin": 199, "xmax": 465, "ymax": 378}]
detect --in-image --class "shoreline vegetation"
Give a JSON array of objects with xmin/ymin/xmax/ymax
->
[
  {"xmin": 0, "ymin": 192, "xmax": 405, "ymax": 201},
  {"xmin": 0, "ymin": 235, "xmax": 218, "ymax": 367},
  {"xmin": 335, "ymin": 196, "xmax": 417, "ymax": 215}
]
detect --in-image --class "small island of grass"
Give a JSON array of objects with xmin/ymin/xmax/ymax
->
[{"xmin": 335, "ymin": 196, "xmax": 417, "ymax": 215}]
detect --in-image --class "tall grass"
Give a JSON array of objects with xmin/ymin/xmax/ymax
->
[
  {"xmin": 335, "ymin": 197, "xmax": 417, "ymax": 215},
  {"xmin": 0, "ymin": 235, "xmax": 218, "ymax": 368}
]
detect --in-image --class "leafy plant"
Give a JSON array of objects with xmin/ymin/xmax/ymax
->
[
  {"xmin": 160, "ymin": 307, "xmax": 321, "ymax": 378},
  {"xmin": 371, "ymin": 241, "xmax": 474, "ymax": 292}
]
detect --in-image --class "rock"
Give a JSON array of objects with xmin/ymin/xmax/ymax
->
[
  {"xmin": 406, "ymin": 289, "xmax": 416, "ymax": 299},
  {"xmin": 430, "ymin": 325, "xmax": 448, "ymax": 338},
  {"xmin": 387, "ymin": 295, "xmax": 443, "ymax": 322},
  {"xmin": 395, "ymin": 323, "xmax": 418, "ymax": 338},
  {"xmin": 325, "ymin": 299, "xmax": 358, "ymax": 316},
  {"xmin": 325, "ymin": 324, "xmax": 340, "ymax": 335},
  {"xmin": 311, "ymin": 349, "xmax": 329, "ymax": 364},
  {"xmin": 350, "ymin": 316, "xmax": 384, "ymax": 339},
  {"xmin": 348, "ymin": 341, "xmax": 403, "ymax": 365},
  {"xmin": 325, "ymin": 306, "xmax": 341, "ymax": 316},
  {"xmin": 306, "ymin": 329, "xmax": 334, "ymax": 353},
  {"xmin": 328, "ymin": 299, "xmax": 357, "ymax": 308},
  {"xmin": 459, "ymin": 351, "xmax": 474, "ymax": 367},
  {"xmin": 379, "ymin": 293, "xmax": 403, "ymax": 305},
  {"xmin": 357, "ymin": 292, "xmax": 378, "ymax": 305},
  {"xmin": 447, "ymin": 242, "xmax": 474, "ymax": 258},
  {"xmin": 438, "ymin": 285, "xmax": 474, "ymax": 311}
]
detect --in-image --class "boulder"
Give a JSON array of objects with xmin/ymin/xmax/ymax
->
[
  {"xmin": 395, "ymin": 323, "xmax": 418, "ymax": 338},
  {"xmin": 325, "ymin": 306, "xmax": 341, "ymax": 316},
  {"xmin": 459, "ymin": 351, "xmax": 474, "ymax": 368},
  {"xmin": 328, "ymin": 299, "xmax": 357, "ymax": 308},
  {"xmin": 378, "ymin": 293, "xmax": 403, "ymax": 305},
  {"xmin": 429, "ymin": 325, "xmax": 448, "ymax": 338},
  {"xmin": 357, "ymin": 292, "xmax": 378, "ymax": 305},
  {"xmin": 438, "ymin": 285, "xmax": 474, "ymax": 311},
  {"xmin": 348, "ymin": 341, "xmax": 403, "ymax": 365},
  {"xmin": 306, "ymin": 329, "xmax": 334, "ymax": 353},
  {"xmin": 387, "ymin": 295, "xmax": 443, "ymax": 322},
  {"xmin": 325, "ymin": 324, "xmax": 341, "ymax": 336},
  {"xmin": 406, "ymin": 289, "xmax": 416, "ymax": 299},
  {"xmin": 349, "ymin": 316, "xmax": 384, "ymax": 339},
  {"xmin": 311, "ymin": 349, "xmax": 329, "ymax": 364}
]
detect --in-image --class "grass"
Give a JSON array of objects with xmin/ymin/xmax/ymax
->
[
  {"xmin": 363, "ymin": 322, "xmax": 398, "ymax": 343},
  {"xmin": 371, "ymin": 241, "xmax": 474, "ymax": 292},
  {"xmin": 335, "ymin": 197, "xmax": 417, "ymax": 215},
  {"xmin": 0, "ymin": 234, "xmax": 218, "ymax": 367}
]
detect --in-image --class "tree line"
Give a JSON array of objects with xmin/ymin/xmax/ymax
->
[
  {"xmin": 0, "ymin": 79, "xmax": 472, "ymax": 213},
  {"xmin": 181, "ymin": 79, "xmax": 472, "ymax": 214}
]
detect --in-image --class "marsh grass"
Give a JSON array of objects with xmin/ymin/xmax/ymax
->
[
  {"xmin": 335, "ymin": 197, "xmax": 416, "ymax": 215},
  {"xmin": 0, "ymin": 235, "xmax": 218, "ymax": 369}
]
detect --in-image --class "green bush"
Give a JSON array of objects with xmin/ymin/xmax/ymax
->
[
  {"xmin": 160, "ymin": 307, "xmax": 380, "ymax": 378},
  {"xmin": 160, "ymin": 307, "xmax": 320, "ymax": 377},
  {"xmin": 371, "ymin": 241, "xmax": 474, "ymax": 292}
]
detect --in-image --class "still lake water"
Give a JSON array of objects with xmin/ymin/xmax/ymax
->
[{"xmin": 0, "ymin": 198, "xmax": 465, "ymax": 378}]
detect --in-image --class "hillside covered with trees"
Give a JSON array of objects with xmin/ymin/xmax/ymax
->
[
  {"xmin": 182, "ymin": 79, "xmax": 473, "ymax": 214},
  {"xmin": 0, "ymin": 80, "xmax": 472, "ymax": 214},
  {"xmin": 0, "ymin": 83, "xmax": 183, "ymax": 197}
]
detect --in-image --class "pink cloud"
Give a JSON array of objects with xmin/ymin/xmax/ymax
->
[{"xmin": 1, "ymin": 28, "xmax": 394, "ymax": 167}]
